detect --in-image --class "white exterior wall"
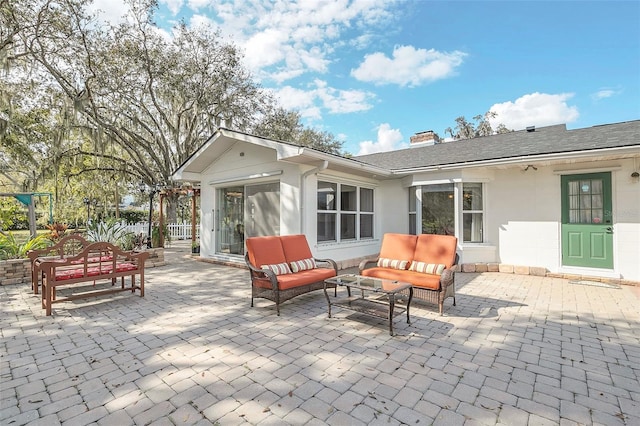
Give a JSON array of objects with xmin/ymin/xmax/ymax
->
[
  {"xmin": 487, "ymin": 158, "xmax": 640, "ymax": 281},
  {"xmin": 378, "ymin": 179, "xmax": 409, "ymax": 234},
  {"xmin": 197, "ymin": 142, "xmax": 302, "ymax": 259},
  {"xmin": 489, "ymin": 166, "xmax": 562, "ymax": 270},
  {"xmin": 612, "ymin": 161, "xmax": 640, "ymax": 281}
]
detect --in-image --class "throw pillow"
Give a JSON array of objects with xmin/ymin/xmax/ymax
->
[
  {"xmin": 377, "ymin": 257, "xmax": 409, "ymax": 270},
  {"xmin": 261, "ymin": 263, "xmax": 292, "ymax": 275},
  {"xmin": 290, "ymin": 258, "xmax": 316, "ymax": 273},
  {"xmin": 409, "ymin": 262, "xmax": 446, "ymax": 275}
]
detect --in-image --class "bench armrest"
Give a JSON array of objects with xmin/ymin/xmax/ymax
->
[
  {"xmin": 358, "ymin": 257, "xmax": 379, "ymax": 274},
  {"xmin": 440, "ymin": 253, "xmax": 459, "ymax": 289},
  {"xmin": 314, "ymin": 257, "xmax": 338, "ymax": 274},
  {"xmin": 244, "ymin": 253, "xmax": 278, "ymax": 291}
]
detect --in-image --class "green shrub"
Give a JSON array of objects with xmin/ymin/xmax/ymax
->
[{"xmin": 0, "ymin": 233, "xmax": 51, "ymax": 260}]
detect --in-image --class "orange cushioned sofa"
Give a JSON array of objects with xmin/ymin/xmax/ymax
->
[
  {"xmin": 359, "ymin": 233, "xmax": 459, "ymax": 315},
  {"xmin": 245, "ymin": 235, "xmax": 338, "ymax": 315}
]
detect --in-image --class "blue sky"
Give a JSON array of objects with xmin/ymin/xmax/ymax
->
[{"xmin": 94, "ymin": 1, "xmax": 640, "ymax": 155}]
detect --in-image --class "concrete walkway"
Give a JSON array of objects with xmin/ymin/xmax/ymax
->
[{"xmin": 1, "ymin": 242, "xmax": 639, "ymax": 425}]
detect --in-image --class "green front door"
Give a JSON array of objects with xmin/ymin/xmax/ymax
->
[{"xmin": 561, "ymin": 172, "xmax": 613, "ymax": 269}]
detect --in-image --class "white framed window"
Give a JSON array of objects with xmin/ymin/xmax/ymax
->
[
  {"xmin": 462, "ymin": 183, "xmax": 483, "ymax": 243},
  {"xmin": 409, "ymin": 182, "xmax": 485, "ymax": 243},
  {"xmin": 317, "ymin": 181, "xmax": 374, "ymax": 242}
]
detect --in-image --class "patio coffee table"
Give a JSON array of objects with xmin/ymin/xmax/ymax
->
[{"xmin": 324, "ymin": 274, "xmax": 413, "ymax": 336}]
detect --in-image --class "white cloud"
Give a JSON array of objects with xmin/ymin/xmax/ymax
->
[
  {"xmin": 351, "ymin": 45, "xmax": 467, "ymax": 87},
  {"xmin": 87, "ymin": 0, "xmax": 130, "ymax": 25},
  {"xmin": 357, "ymin": 123, "xmax": 406, "ymax": 155},
  {"xmin": 488, "ymin": 92, "xmax": 579, "ymax": 131},
  {"xmin": 591, "ymin": 87, "xmax": 622, "ymax": 100},
  {"xmin": 176, "ymin": 0, "xmax": 396, "ymax": 83},
  {"xmin": 273, "ymin": 80, "xmax": 375, "ymax": 120},
  {"xmin": 161, "ymin": 0, "xmax": 184, "ymax": 15}
]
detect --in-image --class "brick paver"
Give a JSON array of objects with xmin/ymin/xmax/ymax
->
[{"xmin": 1, "ymin": 242, "xmax": 639, "ymax": 425}]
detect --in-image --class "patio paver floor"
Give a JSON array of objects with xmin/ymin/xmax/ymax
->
[{"xmin": 1, "ymin": 242, "xmax": 639, "ymax": 425}]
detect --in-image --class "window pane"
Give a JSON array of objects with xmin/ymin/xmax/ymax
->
[
  {"xmin": 341, "ymin": 185, "xmax": 357, "ymax": 211},
  {"xmin": 422, "ymin": 184, "xmax": 454, "ymax": 235},
  {"xmin": 463, "ymin": 213, "xmax": 483, "ymax": 242},
  {"xmin": 317, "ymin": 213, "xmax": 336, "ymax": 242},
  {"xmin": 340, "ymin": 213, "xmax": 356, "ymax": 240},
  {"xmin": 317, "ymin": 182, "xmax": 336, "ymax": 210},
  {"xmin": 567, "ymin": 178, "xmax": 605, "ymax": 224},
  {"xmin": 360, "ymin": 214, "xmax": 373, "ymax": 238},
  {"xmin": 360, "ymin": 188, "xmax": 373, "ymax": 212},
  {"xmin": 463, "ymin": 183, "xmax": 483, "ymax": 210}
]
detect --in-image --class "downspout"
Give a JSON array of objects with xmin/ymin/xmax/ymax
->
[{"xmin": 300, "ymin": 160, "xmax": 329, "ymax": 234}]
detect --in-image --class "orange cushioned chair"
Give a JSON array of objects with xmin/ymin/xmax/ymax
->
[
  {"xmin": 245, "ymin": 234, "xmax": 338, "ymax": 315},
  {"xmin": 359, "ymin": 233, "xmax": 459, "ymax": 315}
]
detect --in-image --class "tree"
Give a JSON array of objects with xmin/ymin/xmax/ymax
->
[
  {"xmin": 253, "ymin": 108, "xmax": 344, "ymax": 155},
  {"xmin": 444, "ymin": 111, "xmax": 511, "ymax": 141},
  {"xmin": 2, "ymin": 0, "xmax": 344, "ymax": 223}
]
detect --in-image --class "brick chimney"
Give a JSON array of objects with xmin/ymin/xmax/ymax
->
[{"xmin": 410, "ymin": 130, "xmax": 440, "ymax": 146}]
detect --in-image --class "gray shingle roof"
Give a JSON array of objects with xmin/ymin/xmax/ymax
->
[{"xmin": 353, "ymin": 120, "xmax": 640, "ymax": 171}]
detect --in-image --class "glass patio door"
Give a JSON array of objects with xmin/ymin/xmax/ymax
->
[
  {"xmin": 216, "ymin": 187, "xmax": 245, "ymax": 255},
  {"xmin": 245, "ymin": 182, "xmax": 280, "ymax": 238},
  {"xmin": 215, "ymin": 182, "xmax": 280, "ymax": 256}
]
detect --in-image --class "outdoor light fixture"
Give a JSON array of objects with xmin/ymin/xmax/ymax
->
[{"xmin": 83, "ymin": 197, "xmax": 90, "ymax": 223}]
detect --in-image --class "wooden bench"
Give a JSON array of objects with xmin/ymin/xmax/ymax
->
[
  {"xmin": 245, "ymin": 234, "xmax": 338, "ymax": 315},
  {"xmin": 28, "ymin": 234, "xmax": 92, "ymax": 295},
  {"xmin": 38, "ymin": 242, "xmax": 149, "ymax": 316}
]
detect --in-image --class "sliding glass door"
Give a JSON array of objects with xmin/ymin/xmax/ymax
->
[{"xmin": 215, "ymin": 182, "xmax": 280, "ymax": 256}]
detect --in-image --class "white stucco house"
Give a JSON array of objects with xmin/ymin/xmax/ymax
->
[{"xmin": 172, "ymin": 119, "xmax": 640, "ymax": 283}]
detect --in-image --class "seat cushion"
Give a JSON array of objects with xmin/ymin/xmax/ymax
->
[
  {"xmin": 281, "ymin": 235, "xmax": 314, "ymax": 263},
  {"xmin": 379, "ymin": 233, "xmax": 417, "ymax": 263},
  {"xmin": 246, "ymin": 236, "xmax": 287, "ymax": 267},
  {"xmin": 276, "ymin": 268, "xmax": 336, "ymax": 290},
  {"xmin": 413, "ymin": 234, "xmax": 457, "ymax": 268},
  {"xmin": 361, "ymin": 268, "xmax": 442, "ymax": 290}
]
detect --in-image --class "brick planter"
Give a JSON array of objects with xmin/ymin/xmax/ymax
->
[{"xmin": 0, "ymin": 258, "xmax": 31, "ymax": 286}]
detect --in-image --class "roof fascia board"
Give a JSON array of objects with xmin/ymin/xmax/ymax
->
[
  {"xmin": 289, "ymin": 147, "xmax": 392, "ymax": 177},
  {"xmin": 172, "ymin": 131, "xmax": 221, "ymax": 178},
  {"xmin": 391, "ymin": 145, "xmax": 640, "ymax": 175}
]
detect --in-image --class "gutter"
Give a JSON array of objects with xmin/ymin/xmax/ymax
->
[
  {"xmin": 390, "ymin": 145, "xmax": 640, "ymax": 175},
  {"xmin": 300, "ymin": 160, "xmax": 329, "ymax": 234}
]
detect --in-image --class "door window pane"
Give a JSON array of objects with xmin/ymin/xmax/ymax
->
[
  {"xmin": 245, "ymin": 182, "xmax": 280, "ymax": 238},
  {"xmin": 217, "ymin": 187, "xmax": 244, "ymax": 254},
  {"xmin": 568, "ymin": 178, "xmax": 605, "ymax": 224}
]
